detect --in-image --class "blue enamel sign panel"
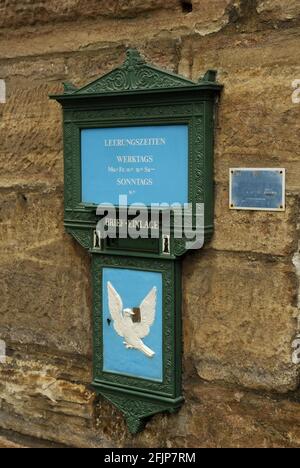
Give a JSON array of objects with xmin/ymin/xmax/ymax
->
[
  {"xmin": 102, "ymin": 267, "xmax": 163, "ymax": 382},
  {"xmin": 81, "ymin": 125, "xmax": 189, "ymax": 206},
  {"xmin": 230, "ymin": 168, "xmax": 285, "ymax": 211}
]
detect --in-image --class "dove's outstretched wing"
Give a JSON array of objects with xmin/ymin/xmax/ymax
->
[
  {"xmin": 107, "ymin": 282, "xmax": 124, "ymax": 337},
  {"xmin": 133, "ymin": 287, "xmax": 157, "ymax": 339}
]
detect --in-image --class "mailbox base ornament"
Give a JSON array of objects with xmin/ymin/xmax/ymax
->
[{"xmin": 94, "ymin": 385, "xmax": 184, "ymax": 434}]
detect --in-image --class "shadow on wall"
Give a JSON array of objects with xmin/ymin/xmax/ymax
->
[{"xmin": 180, "ymin": 1, "xmax": 193, "ymax": 14}]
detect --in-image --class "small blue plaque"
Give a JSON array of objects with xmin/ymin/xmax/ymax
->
[{"xmin": 230, "ymin": 168, "xmax": 285, "ymax": 211}]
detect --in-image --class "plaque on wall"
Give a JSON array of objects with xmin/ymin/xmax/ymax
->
[
  {"xmin": 229, "ymin": 168, "xmax": 285, "ymax": 211},
  {"xmin": 81, "ymin": 125, "xmax": 189, "ymax": 206}
]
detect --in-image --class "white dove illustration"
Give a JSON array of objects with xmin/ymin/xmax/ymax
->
[{"xmin": 107, "ymin": 281, "xmax": 157, "ymax": 358}]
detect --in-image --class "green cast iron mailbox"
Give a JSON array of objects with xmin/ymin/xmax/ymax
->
[{"xmin": 51, "ymin": 49, "xmax": 221, "ymax": 433}]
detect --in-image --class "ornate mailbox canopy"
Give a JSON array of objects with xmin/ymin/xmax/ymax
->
[
  {"xmin": 50, "ymin": 49, "xmax": 222, "ymax": 258},
  {"xmin": 50, "ymin": 50, "xmax": 221, "ymax": 433}
]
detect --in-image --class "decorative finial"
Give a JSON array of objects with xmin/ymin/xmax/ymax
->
[
  {"xmin": 124, "ymin": 49, "xmax": 146, "ymax": 68},
  {"xmin": 199, "ymin": 70, "xmax": 217, "ymax": 83},
  {"xmin": 63, "ymin": 82, "xmax": 77, "ymax": 94}
]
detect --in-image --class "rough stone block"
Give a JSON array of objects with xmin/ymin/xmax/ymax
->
[
  {"xmin": 0, "ymin": 1, "xmax": 242, "ymax": 59},
  {"xmin": 257, "ymin": 1, "xmax": 300, "ymax": 22},
  {"xmin": 166, "ymin": 381, "xmax": 300, "ymax": 448},
  {"xmin": 0, "ymin": 84, "xmax": 63, "ymax": 184},
  {"xmin": 0, "ymin": 187, "xmax": 91, "ymax": 355},
  {"xmin": 0, "ymin": 0, "xmax": 180, "ymax": 29},
  {"xmin": 0, "ymin": 436, "xmax": 26, "ymax": 448},
  {"xmin": 211, "ymin": 186, "xmax": 297, "ymax": 256},
  {"xmin": 182, "ymin": 251, "xmax": 298, "ymax": 392},
  {"xmin": 0, "ymin": 353, "xmax": 99, "ymax": 447}
]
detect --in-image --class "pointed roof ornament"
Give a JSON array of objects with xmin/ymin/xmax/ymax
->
[
  {"xmin": 63, "ymin": 82, "xmax": 77, "ymax": 94},
  {"xmin": 123, "ymin": 48, "xmax": 146, "ymax": 68},
  {"xmin": 199, "ymin": 70, "xmax": 217, "ymax": 83},
  {"xmin": 51, "ymin": 49, "xmax": 222, "ymax": 99}
]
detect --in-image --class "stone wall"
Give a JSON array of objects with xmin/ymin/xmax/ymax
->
[{"xmin": 0, "ymin": 0, "xmax": 300, "ymax": 448}]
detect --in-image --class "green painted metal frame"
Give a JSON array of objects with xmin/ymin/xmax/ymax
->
[
  {"xmin": 50, "ymin": 49, "xmax": 221, "ymax": 433},
  {"xmin": 50, "ymin": 49, "xmax": 221, "ymax": 258}
]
